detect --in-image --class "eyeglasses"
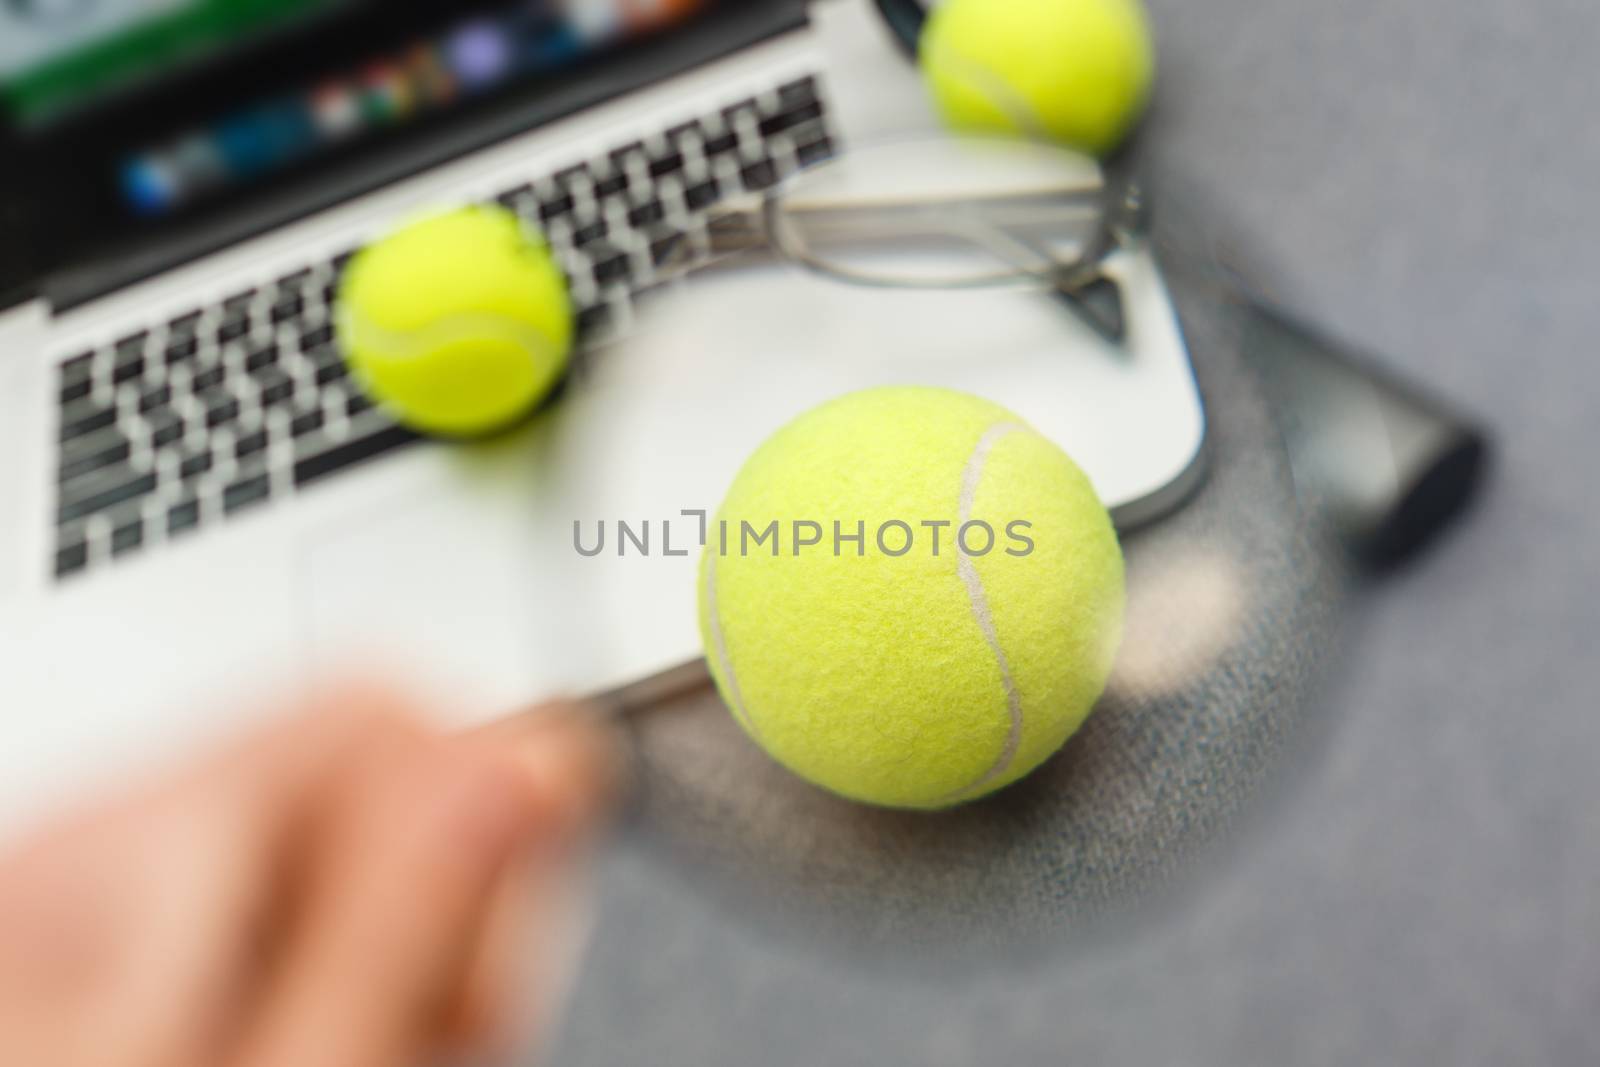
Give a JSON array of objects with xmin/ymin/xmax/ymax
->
[{"xmin": 661, "ymin": 136, "xmax": 1148, "ymax": 344}]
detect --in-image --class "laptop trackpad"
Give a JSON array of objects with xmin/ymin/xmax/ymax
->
[{"xmin": 296, "ymin": 480, "xmax": 580, "ymax": 723}]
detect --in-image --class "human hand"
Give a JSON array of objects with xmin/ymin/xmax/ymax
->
[{"xmin": 0, "ymin": 684, "xmax": 617, "ymax": 1067}]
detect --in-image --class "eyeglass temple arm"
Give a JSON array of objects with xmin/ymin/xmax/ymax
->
[
  {"xmin": 693, "ymin": 183, "xmax": 1102, "ymax": 248},
  {"xmin": 657, "ymin": 191, "xmax": 1127, "ymax": 343}
]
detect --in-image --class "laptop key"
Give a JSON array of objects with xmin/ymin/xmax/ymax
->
[
  {"xmin": 179, "ymin": 451, "xmax": 212, "ymax": 479},
  {"xmin": 245, "ymin": 342, "xmax": 279, "ymax": 372},
  {"xmin": 553, "ymin": 163, "xmax": 590, "ymax": 189},
  {"xmin": 305, "ymin": 342, "xmax": 338, "ymax": 368},
  {"xmin": 315, "ymin": 360, "xmax": 348, "ymax": 385},
  {"xmin": 60, "ymin": 377, "xmax": 93, "ymax": 404},
  {"xmin": 54, "ymin": 540, "xmax": 89, "ymax": 578},
  {"xmin": 496, "ymin": 183, "xmax": 533, "ymax": 208},
  {"xmin": 576, "ymin": 303, "xmax": 612, "ymax": 336},
  {"xmin": 797, "ymin": 136, "xmax": 835, "ymax": 168},
  {"xmin": 167, "ymin": 498, "xmax": 201, "ymax": 537},
  {"xmin": 59, "ymin": 436, "xmax": 131, "ymax": 482},
  {"xmin": 270, "ymin": 295, "xmax": 304, "ymax": 324},
  {"xmin": 165, "ymin": 335, "xmax": 199, "ymax": 363},
  {"xmin": 222, "ymin": 288, "xmax": 256, "ymax": 314},
  {"xmin": 111, "ymin": 356, "xmax": 145, "ymax": 385},
  {"xmin": 206, "ymin": 397, "xmax": 240, "ymax": 428},
  {"xmin": 628, "ymin": 200, "xmax": 664, "ymax": 228},
  {"xmin": 167, "ymin": 310, "xmax": 202, "ymax": 334},
  {"xmin": 702, "ymin": 130, "xmax": 738, "ymax": 155},
  {"xmin": 259, "ymin": 371, "xmax": 295, "ymax": 406},
  {"xmin": 138, "ymin": 384, "xmax": 172, "ymax": 413},
  {"xmin": 223, "ymin": 474, "xmax": 271, "ymax": 515},
  {"xmin": 777, "ymin": 76, "xmax": 818, "ymax": 108},
  {"xmin": 235, "ymin": 429, "xmax": 268, "ymax": 459},
  {"xmin": 57, "ymin": 471, "xmax": 157, "ymax": 524},
  {"xmin": 539, "ymin": 194, "xmax": 575, "ymax": 221},
  {"xmin": 760, "ymin": 101, "xmax": 823, "ymax": 136},
  {"xmin": 190, "ymin": 381, "xmax": 224, "ymax": 406},
  {"xmin": 59, "ymin": 403, "xmax": 116, "ymax": 442},
  {"xmin": 665, "ymin": 118, "xmax": 703, "ymax": 146},
  {"xmin": 685, "ymin": 179, "xmax": 720, "ymax": 210},
  {"xmin": 593, "ymin": 252, "xmax": 630, "ymax": 284},
  {"xmin": 649, "ymin": 151, "xmax": 684, "ymax": 179},
  {"xmin": 721, "ymin": 97, "xmax": 760, "ymax": 124},
  {"xmin": 294, "ymin": 422, "xmax": 420, "ymax": 487},
  {"xmin": 149, "ymin": 413, "xmax": 185, "ymax": 448},
  {"xmin": 300, "ymin": 323, "xmax": 334, "ymax": 350},
  {"xmin": 291, "ymin": 409, "xmax": 324, "ymax": 437},
  {"xmin": 217, "ymin": 316, "xmax": 250, "ymax": 344},
  {"xmin": 192, "ymin": 365, "xmax": 226, "ymax": 392},
  {"xmin": 111, "ymin": 519, "xmax": 143, "ymax": 557},
  {"xmin": 275, "ymin": 267, "xmax": 312, "ymax": 292},
  {"xmin": 60, "ymin": 351, "xmax": 95, "ymax": 385},
  {"xmin": 608, "ymin": 140, "xmax": 645, "ymax": 170},
  {"xmin": 740, "ymin": 159, "xmax": 779, "ymax": 191},
  {"xmin": 112, "ymin": 333, "xmax": 147, "ymax": 360}
]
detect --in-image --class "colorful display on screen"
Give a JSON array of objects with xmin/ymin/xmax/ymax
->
[
  {"xmin": 1, "ymin": 0, "xmax": 338, "ymax": 123},
  {"xmin": 2, "ymin": 0, "xmax": 708, "ymax": 217},
  {"xmin": 127, "ymin": 1, "xmax": 706, "ymax": 216}
]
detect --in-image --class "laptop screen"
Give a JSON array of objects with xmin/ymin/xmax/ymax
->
[
  {"xmin": 2, "ymin": 1, "xmax": 345, "ymax": 127},
  {"xmin": 1, "ymin": 0, "xmax": 780, "ymax": 307}
]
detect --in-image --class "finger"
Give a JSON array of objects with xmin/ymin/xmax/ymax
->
[
  {"xmin": 441, "ymin": 708, "xmax": 619, "ymax": 1056},
  {"xmin": 441, "ymin": 845, "xmax": 598, "ymax": 1066},
  {"xmin": 114, "ymin": 688, "xmax": 433, "ymax": 1063},
  {"xmin": 465, "ymin": 702, "xmax": 624, "ymax": 845},
  {"xmin": 232, "ymin": 712, "xmax": 612, "ymax": 1067},
  {"xmin": 182, "ymin": 681, "xmax": 435, "ymax": 819},
  {"xmin": 0, "ymin": 684, "xmax": 426, "ymax": 1067}
]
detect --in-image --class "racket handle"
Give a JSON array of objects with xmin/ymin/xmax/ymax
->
[{"xmin": 1241, "ymin": 303, "xmax": 1489, "ymax": 569}]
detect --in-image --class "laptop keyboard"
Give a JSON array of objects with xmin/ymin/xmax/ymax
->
[{"xmin": 50, "ymin": 74, "xmax": 833, "ymax": 581}]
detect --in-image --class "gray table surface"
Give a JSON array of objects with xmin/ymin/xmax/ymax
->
[{"xmin": 552, "ymin": 2, "xmax": 1600, "ymax": 1063}]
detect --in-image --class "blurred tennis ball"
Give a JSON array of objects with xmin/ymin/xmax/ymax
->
[
  {"xmin": 699, "ymin": 386, "xmax": 1125, "ymax": 810},
  {"xmin": 921, "ymin": 0, "xmax": 1155, "ymax": 157},
  {"xmin": 336, "ymin": 204, "xmax": 573, "ymax": 437}
]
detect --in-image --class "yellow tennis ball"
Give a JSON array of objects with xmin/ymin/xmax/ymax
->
[
  {"xmin": 699, "ymin": 386, "xmax": 1124, "ymax": 810},
  {"xmin": 336, "ymin": 204, "xmax": 573, "ymax": 437},
  {"xmin": 921, "ymin": 0, "xmax": 1155, "ymax": 157}
]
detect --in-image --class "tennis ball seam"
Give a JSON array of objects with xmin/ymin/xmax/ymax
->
[
  {"xmin": 706, "ymin": 416, "xmax": 1041, "ymax": 804},
  {"xmin": 937, "ymin": 419, "xmax": 1029, "ymax": 804},
  {"xmin": 703, "ymin": 559, "xmax": 761, "ymax": 741},
  {"xmin": 337, "ymin": 307, "xmax": 566, "ymax": 365},
  {"xmin": 922, "ymin": 39, "xmax": 1055, "ymax": 142}
]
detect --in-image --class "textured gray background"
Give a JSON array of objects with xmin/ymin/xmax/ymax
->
[{"xmin": 552, "ymin": 1, "xmax": 1600, "ymax": 1063}]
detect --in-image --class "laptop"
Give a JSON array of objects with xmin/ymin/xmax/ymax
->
[{"xmin": 0, "ymin": 0, "xmax": 1205, "ymax": 828}]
